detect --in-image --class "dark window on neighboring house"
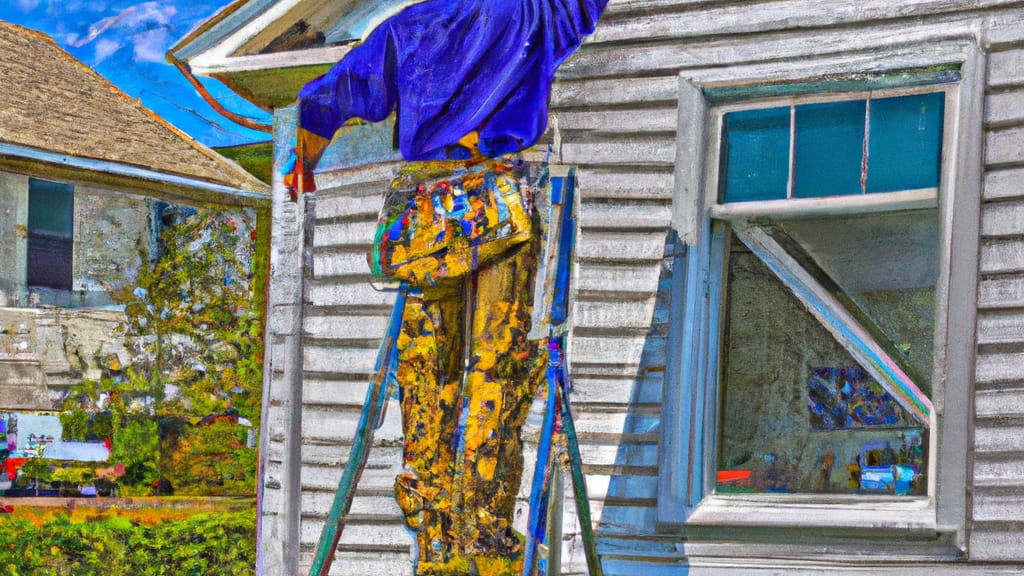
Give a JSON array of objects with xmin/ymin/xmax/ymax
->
[{"xmin": 26, "ymin": 178, "xmax": 74, "ymax": 291}]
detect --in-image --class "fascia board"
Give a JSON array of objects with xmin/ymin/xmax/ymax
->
[
  {"xmin": 190, "ymin": 44, "xmax": 352, "ymax": 75},
  {"xmin": 179, "ymin": 0, "xmax": 305, "ymax": 66},
  {"xmin": 0, "ymin": 142, "xmax": 270, "ymax": 207},
  {"xmin": 173, "ymin": 0, "xmax": 279, "ymax": 61}
]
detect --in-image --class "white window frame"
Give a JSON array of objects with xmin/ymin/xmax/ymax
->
[{"xmin": 657, "ymin": 40, "xmax": 984, "ymax": 561}]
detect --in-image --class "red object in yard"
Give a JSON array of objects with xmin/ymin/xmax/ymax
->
[
  {"xmin": 717, "ymin": 469, "xmax": 753, "ymax": 485},
  {"xmin": 4, "ymin": 458, "xmax": 27, "ymax": 481},
  {"xmin": 0, "ymin": 504, "xmax": 12, "ymax": 513}
]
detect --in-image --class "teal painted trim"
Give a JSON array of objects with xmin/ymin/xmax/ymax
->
[
  {"xmin": 705, "ymin": 67, "xmax": 961, "ymax": 104},
  {"xmin": 678, "ymin": 223, "xmax": 712, "ymax": 508},
  {"xmin": 0, "ymin": 143, "xmax": 268, "ymax": 205},
  {"xmin": 695, "ymin": 224, "xmax": 727, "ymax": 505},
  {"xmin": 656, "ymin": 231, "xmax": 692, "ymax": 528},
  {"xmin": 172, "ymin": 0, "xmax": 281, "ymax": 61}
]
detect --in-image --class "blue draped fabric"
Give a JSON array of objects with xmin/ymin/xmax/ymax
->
[{"xmin": 297, "ymin": 0, "xmax": 608, "ymax": 161}]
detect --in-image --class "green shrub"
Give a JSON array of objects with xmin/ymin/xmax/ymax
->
[{"xmin": 0, "ymin": 509, "xmax": 255, "ymax": 575}]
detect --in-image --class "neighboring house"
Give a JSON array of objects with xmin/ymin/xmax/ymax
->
[
  {"xmin": 173, "ymin": 2, "xmax": 1024, "ymax": 575},
  {"xmin": 0, "ymin": 21, "xmax": 269, "ymax": 413}
]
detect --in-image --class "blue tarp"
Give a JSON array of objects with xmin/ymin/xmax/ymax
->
[{"xmin": 298, "ymin": 0, "xmax": 608, "ymax": 160}]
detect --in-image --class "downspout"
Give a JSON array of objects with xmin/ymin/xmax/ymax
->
[{"xmin": 166, "ymin": 52, "xmax": 273, "ymax": 134}]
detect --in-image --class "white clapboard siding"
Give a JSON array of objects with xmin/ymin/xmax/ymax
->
[
  {"xmin": 545, "ymin": 2, "xmax": 1024, "ymax": 573},
  {"xmin": 984, "ymin": 167, "xmax": 1024, "ymax": 201},
  {"xmin": 988, "ymin": 47, "xmax": 1024, "ymax": 88},
  {"xmin": 986, "ymin": 89, "xmax": 1024, "ymax": 127},
  {"xmin": 971, "ymin": 32, "xmax": 1024, "ymax": 563},
  {"xmin": 298, "ymin": 164, "xmax": 411, "ymax": 575},
  {"xmin": 262, "ymin": 3, "xmax": 1024, "ymax": 574},
  {"xmin": 986, "ymin": 126, "xmax": 1024, "ymax": 167}
]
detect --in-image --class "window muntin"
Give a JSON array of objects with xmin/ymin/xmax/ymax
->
[
  {"xmin": 719, "ymin": 91, "xmax": 945, "ymax": 203},
  {"xmin": 710, "ymin": 87, "xmax": 947, "ymax": 498}
]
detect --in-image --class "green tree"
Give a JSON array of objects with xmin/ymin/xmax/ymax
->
[
  {"xmin": 61, "ymin": 207, "xmax": 265, "ymax": 495},
  {"xmin": 16, "ymin": 458, "xmax": 52, "ymax": 496},
  {"xmin": 111, "ymin": 210, "xmax": 263, "ymax": 422}
]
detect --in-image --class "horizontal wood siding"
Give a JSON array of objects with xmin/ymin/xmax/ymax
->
[
  {"xmin": 971, "ymin": 33, "xmax": 1024, "ymax": 562},
  {"xmin": 279, "ymin": 2, "xmax": 1024, "ymax": 574},
  {"xmin": 299, "ymin": 163, "xmax": 408, "ymax": 575},
  {"xmin": 546, "ymin": 1, "xmax": 1024, "ymax": 573}
]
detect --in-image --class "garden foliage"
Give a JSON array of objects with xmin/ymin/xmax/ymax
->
[
  {"xmin": 0, "ymin": 508, "xmax": 255, "ymax": 575},
  {"xmin": 55, "ymin": 208, "xmax": 266, "ymax": 496}
]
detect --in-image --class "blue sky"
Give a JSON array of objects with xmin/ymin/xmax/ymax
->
[{"xmin": 1, "ymin": 0, "xmax": 273, "ymax": 148}]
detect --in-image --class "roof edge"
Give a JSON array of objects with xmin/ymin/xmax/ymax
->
[
  {"xmin": 189, "ymin": 44, "xmax": 351, "ymax": 75},
  {"xmin": 0, "ymin": 22, "xmax": 269, "ymax": 192},
  {"xmin": 0, "ymin": 142, "xmax": 269, "ymax": 207},
  {"xmin": 170, "ymin": 0, "xmax": 287, "ymax": 62}
]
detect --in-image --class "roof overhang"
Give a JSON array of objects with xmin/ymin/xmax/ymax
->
[
  {"xmin": 170, "ymin": 0, "xmax": 419, "ymax": 110},
  {"xmin": 0, "ymin": 143, "xmax": 269, "ymax": 209}
]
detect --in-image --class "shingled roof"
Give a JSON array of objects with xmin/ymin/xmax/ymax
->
[{"xmin": 0, "ymin": 21, "xmax": 267, "ymax": 193}]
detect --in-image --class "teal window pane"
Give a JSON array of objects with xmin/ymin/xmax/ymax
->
[
  {"xmin": 28, "ymin": 178, "xmax": 74, "ymax": 238},
  {"xmin": 793, "ymin": 100, "xmax": 866, "ymax": 198},
  {"xmin": 720, "ymin": 107, "xmax": 790, "ymax": 203},
  {"xmin": 867, "ymin": 92, "xmax": 945, "ymax": 193}
]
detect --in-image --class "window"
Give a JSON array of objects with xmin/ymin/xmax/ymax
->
[
  {"xmin": 658, "ymin": 46, "xmax": 983, "ymax": 558},
  {"xmin": 26, "ymin": 178, "xmax": 74, "ymax": 294},
  {"xmin": 714, "ymin": 91, "xmax": 943, "ymax": 497}
]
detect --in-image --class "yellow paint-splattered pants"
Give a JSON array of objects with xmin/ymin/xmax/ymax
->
[{"xmin": 393, "ymin": 235, "xmax": 542, "ymax": 571}]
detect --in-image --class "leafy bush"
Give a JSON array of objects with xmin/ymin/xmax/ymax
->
[
  {"xmin": 0, "ymin": 509, "xmax": 255, "ymax": 575},
  {"xmin": 161, "ymin": 421, "xmax": 256, "ymax": 496},
  {"xmin": 56, "ymin": 207, "xmax": 267, "ymax": 497}
]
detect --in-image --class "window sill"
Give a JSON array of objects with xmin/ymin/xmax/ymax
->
[
  {"xmin": 686, "ymin": 493, "xmax": 936, "ymax": 533},
  {"xmin": 673, "ymin": 494, "xmax": 965, "ymax": 564}
]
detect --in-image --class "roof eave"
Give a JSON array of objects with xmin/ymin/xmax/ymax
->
[
  {"xmin": 191, "ymin": 46, "xmax": 348, "ymax": 110},
  {"xmin": 171, "ymin": 0, "xmax": 349, "ymax": 110},
  {"xmin": 170, "ymin": 0, "xmax": 280, "ymax": 63},
  {"xmin": 190, "ymin": 44, "xmax": 349, "ymax": 75},
  {"xmin": 0, "ymin": 142, "xmax": 270, "ymax": 209}
]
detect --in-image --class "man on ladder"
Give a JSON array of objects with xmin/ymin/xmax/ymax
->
[{"xmin": 284, "ymin": 1, "xmax": 609, "ymax": 574}]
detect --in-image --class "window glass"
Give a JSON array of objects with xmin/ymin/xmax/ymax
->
[
  {"xmin": 27, "ymin": 178, "xmax": 74, "ymax": 293},
  {"xmin": 716, "ymin": 209, "xmax": 936, "ymax": 496},
  {"xmin": 719, "ymin": 92, "xmax": 944, "ymax": 203},
  {"xmin": 719, "ymin": 107, "xmax": 791, "ymax": 203},
  {"xmin": 793, "ymin": 100, "xmax": 866, "ymax": 198},
  {"xmin": 28, "ymin": 178, "xmax": 74, "ymax": 238},
  {"xmin": 867, "ymin": 92, "xmax": 945, "ymax": 193},
  {"xmin": 778, "ymin": 209, "xmax": 938, "ymax": 391}
]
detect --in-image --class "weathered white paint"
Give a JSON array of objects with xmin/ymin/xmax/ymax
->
[
  {"xmin": 986, "ymin": 125, "xmax": 1024, "ymax": 166},
  {"xmin": 979, "ymin": 276, "xmax": 1024, "ymax": 309},
  {"xmin": 231, "ymin": 1, "xmax": 1024, "ymax": 573},
  {"xmin": 988, "ymin": 47, "xmax": 1024, "ymax": 87},
  {"xmin": 580, "ymin": 200, "xmax": 673, "ymax": 230},
  {"xmin": 980, "ymin": 238, "xmax": 1024, "ymax": 274},
  {"xmin": 986, "ymin": 89, "xmax": 1024, "ymax": 126},
  {"xmin": 984, "ymin": 167, "xmax": 1024, "ymax": 200},
  {"xmin": 976, "ymin": 388, "xmax": 1024, "ymax": 418}
]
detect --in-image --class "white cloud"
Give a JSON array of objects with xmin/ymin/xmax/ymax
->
[
  {"xmin": 132, "ymin": 27, "xmax": 171, "ymax": 63},
  {"xmin": 70, "ymin": 2, "xmax": 178, "ymax": 63},
  {"xmin": 15, "ymin": 0, "xmax": 42, "ymax": 12},
  {"xmin": 93, "ymin": 37, "xmax": 122, "ymax": 64}
]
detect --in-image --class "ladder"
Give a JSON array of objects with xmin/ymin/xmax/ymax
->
[{"xmin": 307, "ymin": 166, "xmax": 602, "ymax": 576}]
